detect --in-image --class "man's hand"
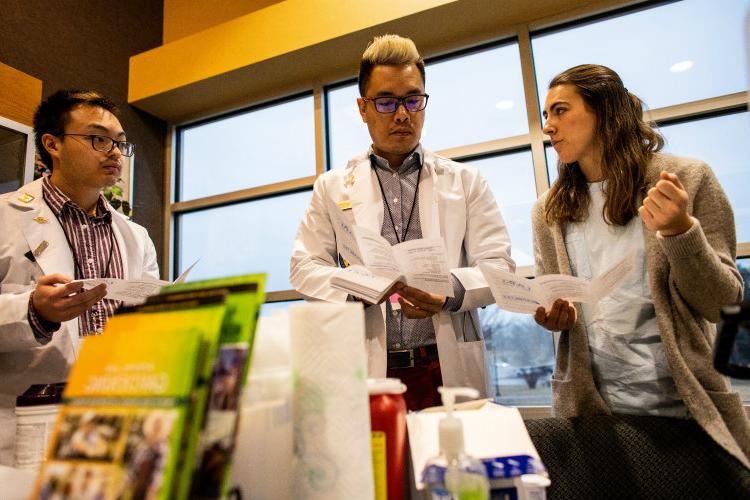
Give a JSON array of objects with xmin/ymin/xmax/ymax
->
[
  {"xmin": 638, "ymin": 171, "xmax": 693, "ymax": 236},
  {"xmin": 396, "ymin": 283, "xmax": 445, "ymax": 319},
  {"xmin": 31, "ymin": 274, "xmax": 107, "ymax": 323},
  {"xmin": 534, "ymin": 299, "xmax": 577, "ymax": 331}
]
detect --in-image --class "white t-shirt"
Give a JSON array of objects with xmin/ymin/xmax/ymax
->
[{"xmin": 564, "ymin": 181, "xmax": 688, "ymax": 417}]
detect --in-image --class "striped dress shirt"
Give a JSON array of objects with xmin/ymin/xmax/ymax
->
[{"xmin": 29, "ymin": 175, "xmax": 124, "ymax": 339}]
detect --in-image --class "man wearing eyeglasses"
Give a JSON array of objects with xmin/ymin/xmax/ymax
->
[
  {"xmin": 291, "ymin": 35, "xmax": 514, "ymax": 410},
  {"xmin": 0, "ymin": 89, "xmax": 159, "ymax": 464}
]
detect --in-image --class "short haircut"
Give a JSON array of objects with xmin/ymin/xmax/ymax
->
[
  {"xmin": 358, "ymin": 34, "xmax": 425, "ymax": 96},
  {"xmin": 33, "ymin": 89, "xmax": 119, "ymax": 171}
]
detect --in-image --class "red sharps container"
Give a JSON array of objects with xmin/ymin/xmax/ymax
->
[{"xmin": 368, "ymin": 378, "xmax": 407, "ymax": 500}]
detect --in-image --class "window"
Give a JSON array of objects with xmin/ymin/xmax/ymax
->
[
  {"xmin": 325, "ymin": 40, "xmax": 528, "ymax": 169},
  {"xmin": 260, "ymin": 299, "xmax": 302, "ymax": 317},
  {"xmin": 421, "ymin": 42, "xmax": 528, "ymax": 151},
  {"xmin": 176, "ymin": 190, "xmax": 311, "ymax": 292},
  {"xmin": 536, "ymin": 0, "xmax": 749, "ymax": 248},
  {"xmin": 326, "ymin": 83, "xmax": 371, "ymax": 170},
  {"xmin": 544, "ymin": 111, "xmax": 749, "ymax": 246},
  {"xmin": 173, "ymin": 92, "xmax": 318, "ymax": 294},
  {"xmin": 178, "ymin": 93, "xmax": 315, "ymax": 201},
  {"xmin": 0, "ymin": 117, "xmax": 35, "ymax": 194},
  {"xmin": 545, "ymin": 144, "xmax": 558, "ymax": 186},
  {"xmin": 659, "ymin": 112, "xmax": 750, "ymax": 243},
  {"xmin": 733, "ymin": 258, "xmax": 750, "ymax": 403},
  {"xmin": 464, "ymin": 150, "xmax": 537, "ymax": 268},
  {"xmin": 532, "ymin": 0, "xmax": 750, "ymax": 112},
  {"xmin": 481, "ymin": 305, "xmax": 555, "ymax": 403}
]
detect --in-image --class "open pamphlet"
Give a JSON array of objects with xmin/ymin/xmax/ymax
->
[
  {"xmin": 330, "ymin": 265, "xmax": 400, "ymax": 304},
  {"xmin": 73, "ymin": 260, "xmax": 199, "ymax": 304},
  {"xmin": 327, "ymin": 200, "xmax": 453, "ymax": 302},
  {"xmin": 478, "ymin": 250, "xmax": 636, "ymax": 314}
]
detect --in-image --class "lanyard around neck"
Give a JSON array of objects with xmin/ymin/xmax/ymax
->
[{"xmin": 371, "ymin": 154, "xmax": 423, "ymax": 244}]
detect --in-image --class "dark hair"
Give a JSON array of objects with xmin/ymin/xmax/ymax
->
[
  {"xmin": 358, "ymin": 34, "xmax": 426, "ymax": 96},
  {"xmin": 33, "ymin": 89, "xmax": 119, "ymax": 171},
  {"xmin": 544, "ymin": 64, "xmax": 664, "ymax": 226}
]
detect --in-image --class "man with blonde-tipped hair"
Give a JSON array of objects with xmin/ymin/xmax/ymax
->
[{"xmin": 291, "ymin": 35, "xmax": 514, "ymax": 410}]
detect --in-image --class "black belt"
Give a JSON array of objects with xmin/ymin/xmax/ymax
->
[{"xmin": 387, "ymin": 344, "xmax": 439, "ymax": 369}]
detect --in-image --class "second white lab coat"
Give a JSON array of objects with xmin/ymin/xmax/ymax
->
[
  {"xmin": 290, "ymin": 149, "xmax": 514, "ymax": 395},
  {"xmin": 0, "ymin": 178, "xmax": 159, "ymax": 464}
]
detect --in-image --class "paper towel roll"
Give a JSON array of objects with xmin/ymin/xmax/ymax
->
[{"xmin": 289, "ymin": 302, "xmax": 374, "ymax": 500}]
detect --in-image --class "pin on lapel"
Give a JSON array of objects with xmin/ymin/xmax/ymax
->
[
  {"xmin": 33, "ymin": 216, "xmax": 49, "ymax": 224},
  {"xmin": 345, "ymin": 174, "xmax": 355, "ymax": 187},
  {"xmin": 33, "ymin": 240, "xmax": 49, "ymax": 258},
  {"xmin": 336, "ymin": 200, "xmax": 352, "ymax": 211},
  {"xmin": 17, "ymin": 193, "xmax": 34, "ymax": 203}
]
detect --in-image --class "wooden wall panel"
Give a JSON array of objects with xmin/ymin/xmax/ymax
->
[{"xmin": 0, "ymin": 62, "xmax": 41, "ymax": 127}]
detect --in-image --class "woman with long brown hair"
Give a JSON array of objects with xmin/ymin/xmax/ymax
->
[{"xmin": 532, "ymin": 64, "xmax": 750, "ymax": 467}]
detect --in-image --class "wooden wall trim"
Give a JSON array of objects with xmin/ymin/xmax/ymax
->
[{"xmin": 0, "ymin": 62, "xmax": 42, "ymax": 127}]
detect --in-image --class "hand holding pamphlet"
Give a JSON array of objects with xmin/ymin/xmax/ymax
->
[
  {"xmin": 479, "ymin": 250, "xmax": 636, "ymax": 314},
  {"xmin": 329, "ymin": 225, "xmax": 453, "ymax": 302},
  {"xmin": 73, "ymin": 260, "xmax": 199, "ymax": 304}
]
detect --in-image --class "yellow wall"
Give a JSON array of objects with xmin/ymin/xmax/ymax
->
[
  {"xmin": 129, "ymin": 0, "xmax": 456, "ymax": 115},
  {"xmin": 163, "ymin": 0, "xmax": 283, "ymax": 43}
]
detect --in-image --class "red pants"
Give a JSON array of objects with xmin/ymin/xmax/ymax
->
[{"xmin": 387, "ymin": 360, "xmax": 443, "ymax": 411}]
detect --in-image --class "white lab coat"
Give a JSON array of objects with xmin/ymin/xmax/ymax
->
[
  {"xmin": 0, "ymin": 178, "xmax": 159, "ymax": 464},
  {"xmin": 290, "ymin": 148, "xmax": 514, "ymax": 396}
]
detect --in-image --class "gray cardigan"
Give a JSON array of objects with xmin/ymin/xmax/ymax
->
[{"xmin": 532, "ymin": 153, "xmax": 750, "ymax": 468}]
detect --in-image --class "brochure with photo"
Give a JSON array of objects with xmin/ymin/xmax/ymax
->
[
  {"xmin": 31, "ymin": 295, "xmax": 227, "ymax": 500},
  {"xmin": 159, "ymin": 274, "xmax": 267, "ymax": 499}
]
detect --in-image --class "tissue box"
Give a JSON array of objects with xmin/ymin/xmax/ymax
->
[{"xmin": 406, "ymin": 401, "xmax": 549, "ymax": 499}]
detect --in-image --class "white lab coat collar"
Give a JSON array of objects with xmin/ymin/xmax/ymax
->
[
  {"xmin": 11, "ymin": 178, "xmax": 75, "ymax": 279},
  {"xmin": 344, "ymin": 146, "xmax": 440, "ymax": 239},
  {"xmin": 9, "ymin": 178, "xmax": 135, "ymax": 280}
]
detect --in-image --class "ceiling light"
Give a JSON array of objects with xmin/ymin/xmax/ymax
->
[
  {"xmin": 670, "ymin": 60, "xmax": 694, "ymax": 73},
  {"xmin": 495, "ymin": 100, "xmax": 514, "ymax": 110}
]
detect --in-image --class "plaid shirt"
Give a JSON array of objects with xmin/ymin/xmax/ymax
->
[
  {"xmin": 28, "ymin": 175, "xmax": 124, "ymax": 340},
  {"xmin": 369, "ymin": 145, "xmax": 464, "ymax": 349}
]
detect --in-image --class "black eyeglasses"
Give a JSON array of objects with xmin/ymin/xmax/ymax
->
[
  {"xmin": 60, "ymin": 134, "xmax": 135, "ymax": 157},
  {"xmin": 362, "ymin": 94, "xmax": 429, "ymax": 114}
]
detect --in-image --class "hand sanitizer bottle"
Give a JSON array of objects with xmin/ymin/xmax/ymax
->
[{"xmin": 423, "ymin": 387, "xmax": 490, "ymax": 500}]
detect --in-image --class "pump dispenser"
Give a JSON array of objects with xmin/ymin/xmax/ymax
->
[{"xmin": 423, "ymin": 387, "xmax": 489, "ymax": 500}]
